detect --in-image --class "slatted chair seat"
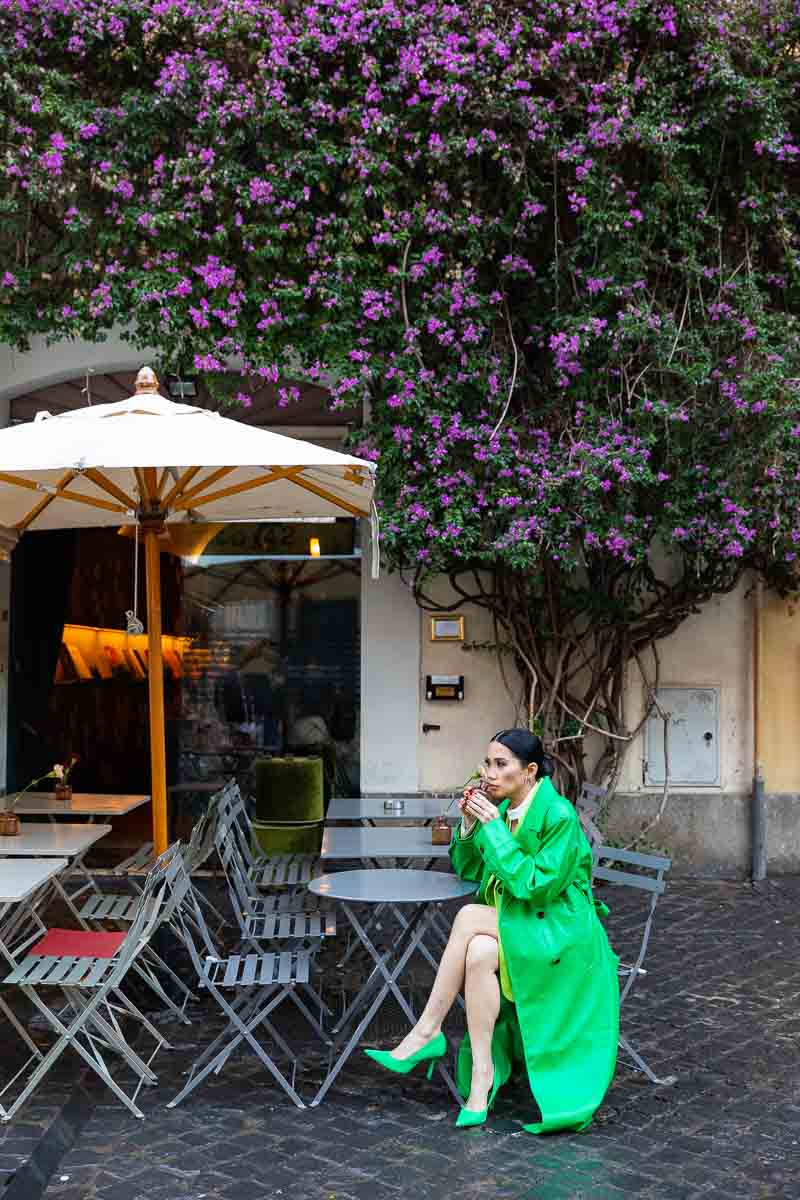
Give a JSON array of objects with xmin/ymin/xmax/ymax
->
[
  {"xmin": 216, "ymin": 787, "xmax": 320, "ymax": 890},
  {"xmin": 79, "ymin": 894, "xmax": 140, "ymax": 922},
  {"xmin": 198, "ymin": 950, "xmax": 310, "ymax": 990},
  {"xmin": 592, "ymin": 842, "xmax": 676, "ymax": 1086},
  {"xmin": 244, "ymin": 911, "xmax": 336, "ymax": 942},
  {"xmin": 249, "ymin": 855, "xmax": 322, "ymax": 889},
  {"xmin": 111, "ymin": 842, "xmax": 156, "ymax": 878},
  {"xmin": 6, "ymin": 947, "xmax": 124, "ymax": 989},
  {"xmin": 249, "ymin": 889, "xmax": 332, "ymax": 916}
]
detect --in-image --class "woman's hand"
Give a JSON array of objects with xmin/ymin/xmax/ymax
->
[
  {"xmin": 462, "ymin": 787, "xmax": 500, "ymax": 827},
  {"xmin": 458, "ymin": 789, "xmax": 477, "ymax": 833}
]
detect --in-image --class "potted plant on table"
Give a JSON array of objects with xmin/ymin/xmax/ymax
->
[
  {"xmin": 0, "ymin": 761, "xmax": 71, "ymax": 836},
  {"xmin": 431, "ymin": 767, "xmax": 483, "ymax": 845},
  {"xmin": 52, "ymin": 754, "xmax": 79, "ymax": 807}
]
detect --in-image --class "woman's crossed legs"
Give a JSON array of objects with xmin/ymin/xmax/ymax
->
[{"xmin": 392, "ymin": 903, "xmax": 501, "ymax": 1111}]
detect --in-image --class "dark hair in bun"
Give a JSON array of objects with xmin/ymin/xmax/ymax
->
[{"xmin": 491, "ymin": 728, "xmax": 554, "ymax": 778}]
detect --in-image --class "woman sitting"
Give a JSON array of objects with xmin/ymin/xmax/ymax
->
[{"xmin": 364, "ymin": 728, "xmax": 619, "ymax": 1132}]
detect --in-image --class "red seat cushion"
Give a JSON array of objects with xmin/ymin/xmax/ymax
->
[{"xmin": 31, "ymin": 928, "xmax": 126, "ymax": 959}]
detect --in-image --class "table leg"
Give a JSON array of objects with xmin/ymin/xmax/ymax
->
[
  {"xmin": 335, "ymin": 899, "xmax": 463, "ymax": 1030},
  {"xmin": 50, "ymin": 870, "xmax": 93, "ymax": 930},
  {"xmin": 389, "ymin": 904, "xmax": 465, "ymax": 1012},
  {"xmin": 60, "ymin": 848, "xmax": 102, "ymax": 904},
  {"xmin": 332, "ymin": 896, "xmax": 428, "ymax": 1032},
  {"xmin": 313, "ymin": 900, "xmax": 464, "ymax": 1107},
  {"xmin": 0, "ymin": 898, "xmax": 51, "ymax": 1118},
  {"xmin": 311, "ymin": 902, "xmax": 431, "ymax": 1106},
  {"xmin": 339, "ymin": 902, "xmax": 462, "ymax": 1103}
]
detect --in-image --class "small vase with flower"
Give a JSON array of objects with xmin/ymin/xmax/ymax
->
[
  {"xmin": 52, "ymin": 755, "xmax": 79, "ymax": 808},
  {"xmin": 431, "ymin": 767, "xmax": 483, "ymax": 845}
]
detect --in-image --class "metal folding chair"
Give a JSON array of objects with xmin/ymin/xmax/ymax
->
[
  {"xmin": 165, "ymin": 852, "xmax": 310, "ymax": 1110},
  {"xmin": 108, "ymin": 782, "xmax": 230, "ymax": 931},
  {"xmin": 577, "ymin": 782, "xmax": 606, "ymax": 849},
  {"xmin": 1, "ymin": 845, "xmax": 184, "ymax": 1120},
  {"xmin": 77, "ymin": 784, "xmax": 232, "ymax": 1021},
  {"xmin": 213, "ymin": 817, "xmax": 333, "ymax": 1038},
  {"xmin": 592, "ymin": 843, "xmax": 677, "ymax": 1086},
  {"xmin": 216, "ymin": 784, "xmax": 321, "ymax": 891},
  {"xmin": 214, "ymin": 818, "xmax": 334, "ymax": 937}
]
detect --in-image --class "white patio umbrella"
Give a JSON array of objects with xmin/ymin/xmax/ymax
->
[{"xmin": 0, "ymin": 368, "xmax": 377, "ymax": 853}]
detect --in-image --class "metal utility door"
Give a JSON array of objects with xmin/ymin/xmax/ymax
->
[{"xmin": 645, "ymin": 688, "xmax": 720, "ymax": 786}]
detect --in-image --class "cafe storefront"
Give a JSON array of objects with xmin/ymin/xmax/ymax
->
[
  {"xmin": 0, "ymin": 342, "xmax": 509, "ymax": 831},
  {"xmin": 6, "ymin": 516, "xmax": 361, "ymax": 843}
]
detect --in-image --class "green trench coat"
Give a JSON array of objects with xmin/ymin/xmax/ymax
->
[{"xmin": 449, "ymin": 776, "xmax": 619, "ymax": 1134}]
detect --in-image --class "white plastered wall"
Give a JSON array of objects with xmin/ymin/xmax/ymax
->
[
  {"xmin": 418, "ymin": 577, "xmax": 523, "ymax": 792},
  {"xmin": 360, "ymin": 560, "xmax": 421, "ymax": 793},
  {"xmin": 0, "ymin": 330, "xmax": 156, "ymax": 405}
]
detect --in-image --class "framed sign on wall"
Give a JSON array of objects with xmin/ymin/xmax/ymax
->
[{"xmin": 430, "ymin": 615, "xmax": 465, "ymax": 642}]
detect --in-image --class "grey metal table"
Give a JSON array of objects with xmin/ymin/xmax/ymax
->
[
  {"xmin": 0, "ymin": 858, "xmax": 70, "ymax": 963},
  {"xmin": 327, "ymin": 796, "xmax": 457, "ymax": 825},
  {"xmin": 0, "ymin": 824, "xmax": 113, "ymax": 857},
  {"xmin": 320, "ymin": 825, "xmax": 454, "ymax": 861},
  {"xmin": 308, "ymin": 869, "xmax": 476, "ymax": 1106},
  {"xmin": 0, "ymin": 823, "xmax": 112, "ymax": 923},
  {"xmin": 13, "ymin": 794, "xmax": 149, "ymax": 823},
  {"xmin": 320, "ymin": 827, "xmax": 457, "ymax": 972}
]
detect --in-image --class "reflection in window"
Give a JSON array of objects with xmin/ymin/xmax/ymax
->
[{"xmin": 173, "ymin": 521, "xmax": 361, "ymax": 806}]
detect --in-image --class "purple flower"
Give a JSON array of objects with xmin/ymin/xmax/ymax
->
[
  {"xmin": 249, "ymin": 178, "xmax": 274, "ymax": 204},
  {"xmin": 193, "ymin": 354, "xmax": 223, "ymax": 371},
  {"xmin": 40, "ymin": 150, "xmax": 63, "ymax": 175}
]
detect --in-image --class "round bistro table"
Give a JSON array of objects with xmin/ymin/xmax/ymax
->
[{"xmin": 308, "ymin": 868, "xmax": 476, "ymax": 1106}]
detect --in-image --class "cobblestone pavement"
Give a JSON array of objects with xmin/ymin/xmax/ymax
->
[{"xmin": 1, "ymin": 876, "xmax": 798, "ymax": 1200}]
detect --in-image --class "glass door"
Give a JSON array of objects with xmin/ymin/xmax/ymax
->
[{"xmin": 173, "ymin": 520, "xmax": 361, "ymax": 808}]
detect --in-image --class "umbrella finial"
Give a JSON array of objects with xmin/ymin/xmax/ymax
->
[{"xmin": 134, "ymin": 366, "xmax": 160, "ymax": 394}]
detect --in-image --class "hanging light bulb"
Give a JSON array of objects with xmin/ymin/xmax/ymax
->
[{"xmin": 309, "ymin": 536, "xmax": 321, "ymax": 557}]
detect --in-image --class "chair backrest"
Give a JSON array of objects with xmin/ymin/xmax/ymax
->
[
  {"xmin": 213, "ymin": 816, "xmax": 258, "ymax": 928},
  {"xmin": 102, "ymin": 843, "xmax": 185, "ymax": 987},
  {"xmin": 183, "ymin": 778, "xmax": 237, "ymax": 873},
  {"xmin": 166, "ymin": 850, "xmax": 221, "ymax": 971},
  {"xmin": 216, "ymin": 783, "xmax": 256, "ymax": 869},
  {"xmin": 591, "ymin": 844, "xmax": 671, "ymax": 1004},
  {"xmin": 577, "ymin": 782, "xmax": 606, "ymax": 849}
]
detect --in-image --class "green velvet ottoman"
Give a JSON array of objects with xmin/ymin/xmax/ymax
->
[{"xmin": 253, "ymin": 756, "xmax": 324, "ymax": 856}]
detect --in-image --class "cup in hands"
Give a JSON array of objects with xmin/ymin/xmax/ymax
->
[{"xmin": 459, "ymin": 785, "xmax": 491, "ymax": 830}]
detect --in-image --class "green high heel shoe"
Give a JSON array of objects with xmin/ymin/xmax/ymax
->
[
  {"xmin": 455, "ymin": 1070, "xmax": 501, "ymax": 1128},
  {"xmin": 363, "ymin": 1031, "xmax": 447, "ymax": 1079}
]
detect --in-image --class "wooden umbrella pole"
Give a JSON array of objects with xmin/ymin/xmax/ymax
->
[{"xmin": 143, "ymin": 518, "xmax": 169, "ymax": 856}]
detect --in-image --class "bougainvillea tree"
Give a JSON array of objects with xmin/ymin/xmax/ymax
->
[{"xmin": 1, "ymin": 0, "xmax": 799, "ymax": 791}]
